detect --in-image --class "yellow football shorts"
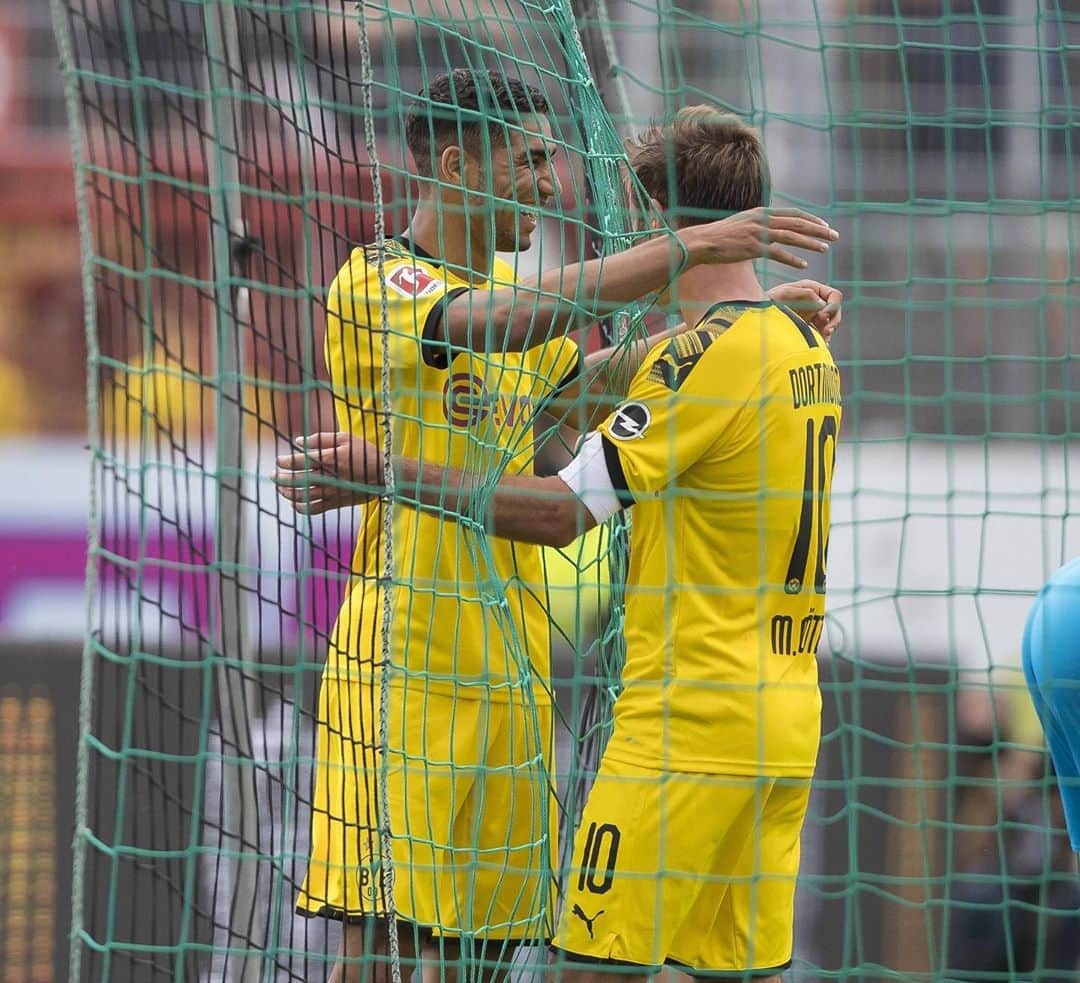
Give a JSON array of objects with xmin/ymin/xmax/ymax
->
[
  {"xmin": 296, "ymin": 672, "xmax": 556, "ymax": 940},
  {"xmin": 552, "ymin": 752, "xmax": 811, "ymax": 975}
]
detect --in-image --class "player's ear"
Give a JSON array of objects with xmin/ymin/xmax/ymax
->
[
  {"xmin": 439, "ymin": 145, "xmax": 466, "ymax": 188},
  {"xmin": 648, "ymin": 197, "xmax": 665, "ymax": 233}
]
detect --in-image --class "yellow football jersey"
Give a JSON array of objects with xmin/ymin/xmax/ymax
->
[
  {"xmin": 596, "ymin": 300, "xmax": 841, "ymax": 776},
  {"xmin": 324, "ymin": 237, "xmax": 580, "ymax": 703}
]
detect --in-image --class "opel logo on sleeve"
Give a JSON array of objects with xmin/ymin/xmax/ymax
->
[{"xmin": 608, "ymin": 402, "xmax": 651, "ymax": 440}]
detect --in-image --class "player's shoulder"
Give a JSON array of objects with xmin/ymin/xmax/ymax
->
[
  {"xmin": 489, "ymin": 255, "xmax": 518, "ymax": 287},
  {"xmin": 641, "ymin": 322, "xmax": 727, "ymax": 393},
  {"xmin": 640, "ymin": 300, "xmax": 772, "ymax": 394},
  {"xmin": 723, "ymin": 301, "xmax": 835, "ymax": 365},
  {"xmin": 332, "ymin": 238, "xmax": 447, "ymax": 300},
  {"xmin": 641, "ymin": 300, "xmax": 834, "ymax": 395}
]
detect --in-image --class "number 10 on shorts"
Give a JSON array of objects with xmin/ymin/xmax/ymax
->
[{"xmin": 577, "ymin": 822, "xmax": 621, "ymax": 895}]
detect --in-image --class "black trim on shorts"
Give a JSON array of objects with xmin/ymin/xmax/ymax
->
[
  {"xmin": 421, "ymin": 286, "xmax": 470, "ymax": 369},
  {"xmin": 675, "ymin": 958, "xmax": 793, "ymax": 979},
  {"xmin": 549, "ymin": 944, "xmax": 659, "ymax": 972},
  {"xmin": 550, "ymin": 946, "xmax": 791, "ymax": 978},
  {"xmin": 295, "ymin": 905, "xmax": 415, "ymax": 930},
  {"xmin": 296, "ymin": 906, "xmax": 546, "ymax": 947},
  {"xmin": 600, "ymin": 433, "xmax": 636, "ymax": 508}
]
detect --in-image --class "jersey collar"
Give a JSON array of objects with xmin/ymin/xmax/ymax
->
[
  {"xmin": 394, "ymin": 234, "xmax": 443, "ymax": 268},
  {"xmin": 698, "ymin": 298, "xmax": 773, "ymax": 323}
]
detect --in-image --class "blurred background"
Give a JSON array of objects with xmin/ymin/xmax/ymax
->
[{"xmin": 0, "ymin": 1, "xmax": 1078, "ymax": 980}]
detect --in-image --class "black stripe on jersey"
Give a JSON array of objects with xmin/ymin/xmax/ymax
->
[
  {"xmin": 420, "ymin": 287, "xmax": 469, "ymax": 369},
  {"xmin": 648, "ymin": 329, "xmax": 718, "ymax": 392},
  {"xmin": 695, "ymin": 297, "xmax": 772, "ymax": 334},
  {"xmin": 784, "ymin": 418, "xmax": 816, "ymax": 594},
  {"xmin": 600, "ymin": 434, "xmax": 636, "ymax": 508},
  {"xmin": 552, "ymin": 349, "xmax": 583, "ymax": 400},
  {"xmin": 395, "ymin": 235, "xmax": 443, "ymax": 267},
  {"xmin": 777, "ymin": 304, "xmax": 820, "ymax": 348}
]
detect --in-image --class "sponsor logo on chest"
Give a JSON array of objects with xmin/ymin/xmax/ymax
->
[{"xmin": 442, "ymin": 372, "xmax": 533, "ymax": 429}]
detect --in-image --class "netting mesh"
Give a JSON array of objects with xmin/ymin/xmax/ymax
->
[{"xmin": 49, "ymin": 1, "xmax": 1079, "ymax": 981}]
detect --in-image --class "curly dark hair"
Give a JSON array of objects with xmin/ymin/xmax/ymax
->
[{"xmin": 404, "ymin": 69, "xmax": 550, "ymax": 176}]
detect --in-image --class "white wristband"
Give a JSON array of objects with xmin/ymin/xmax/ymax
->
[{"xmin": 557, "ymin": 431, "xmax": 623, "ymax": 525}]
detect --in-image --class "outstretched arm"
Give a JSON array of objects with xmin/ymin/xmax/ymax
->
[
  {"xmin": 548, "ymin": 278, "xmax": 844, "ymax": 431},
  {"xmin": 441, "ymin": 208, "xmax": 838, "ymax": 353},
  {"xmin": 272, "ymin": 432, "xmax": 598, "ymax": 548}
]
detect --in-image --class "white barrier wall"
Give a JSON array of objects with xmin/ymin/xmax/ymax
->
[{"xmin": 2, "ymin": 436, "xmax": 1076, "ymax": 669}]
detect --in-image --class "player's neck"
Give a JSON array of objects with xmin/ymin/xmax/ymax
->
[
  {"xmin": 407, "ymin": 204, "xmax": 492, "ymax": 285},
  {"xmin": 674, "ymin": 261, "xmax": 768, "ymax": 328}
]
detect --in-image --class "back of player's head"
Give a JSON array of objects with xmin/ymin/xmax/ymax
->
[
  {"xmin": 405, "ymin": 69, "xmax": 550, "ymax": 177},
  {"xmin": 627, "ymin": 106, "xmax": 771, "ymax": 226}
]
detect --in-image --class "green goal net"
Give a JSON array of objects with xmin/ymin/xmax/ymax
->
[{"xmin": 50, "ymin": 1, "xmax": 1078, "ymax": 981}]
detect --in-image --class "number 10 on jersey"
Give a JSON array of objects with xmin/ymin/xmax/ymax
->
[{"xmin": 784, "ymin": 414, "xmax": 838, "ymax": 595}]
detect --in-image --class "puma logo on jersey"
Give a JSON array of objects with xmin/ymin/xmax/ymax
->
[
  {"xmin": 571, "ymin": 904, "xmax": 605, "ymax": 939},
  {"xmin": 649, "ymin": 328, "xmax": 719, "ymax": 391}
]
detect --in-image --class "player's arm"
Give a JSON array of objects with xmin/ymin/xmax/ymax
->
[
  {"xmin": 274, "ymin": 343, "xmax": 729, "ymax": 543},
  {"xmin": 546, "ymin": 278, "xmax": 841, "ymax": 431},
  {"xmin": 403, "ymin": 461, "xmax": 591, "ymax": 547},
  {"xmin": 271, "ymin": 430, "xmax": 597, "ymax": 546},
  {"xmin": 440, "ymin": 208, "xmax": 838, "ymax": 354},
  {"xmin": 530, "ymin": 412, "xmax": 581, "ymax": 476},
  {"xmin": 544, "ymin": 322, "xmax": 685, "ymax": 432}
]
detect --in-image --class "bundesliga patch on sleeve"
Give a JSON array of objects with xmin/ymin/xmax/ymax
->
[
  {"xmin": 607, "ymin": 402, "xmax": 651, "ymax": 440},
  {"xmin": 386, "ymin": 263, "xmax": 443, "ymax": 298}
]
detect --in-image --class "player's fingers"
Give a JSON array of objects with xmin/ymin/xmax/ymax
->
[
  {"xmin": 766, "ymin": 229, "xmax": 832, "ymax": 255},
  {"xmin": 280, "ymin": 446, "xmax": 356, "ymax": 479},
  {"xmin": 274, "ymin": 451, "xmax": 315, "ymax": 472},
  {"xmin": 793, "ymin": 279, "xmax": 836, "ymax": 300},
  {"xmin": 275, "ymin": 480, "xmax": 328, "ymax": 503},
  {"xmin": 271, "ymin": 467, "xmax": 324, "ymax": 489},
  {"xmin": 810, "ymin": 314, "xmax": 836, "ymax": 340},
  {"xmin": 811, "ymin": 308, "xmax": 842, "ymax": 338},
  {"xmin": 275, "ymin": 444, "xmax": 347, "ymax": 474},
  {"xmin": 287, "ymin": 480, "xmax": 364, "ymax": 512},
  {"xmin": 767, "ymin": 219, "xmax": 838, "ymax": 247},
  {"xmin": 297, "ymin": 484, "xmax": 377, "ymax": 513},
  {"xmin": 765, "ymin": 210, "xmax": 837, "ymax": 237},
  {"xmin": 291, "ymin": 498, "xmax": 334, "ymax": 516},
  {"xmin": 765, "ymin": 206, "xmax": 831, "ymax": 225},
  {"xmin": 295, "ymin": 491, "xmax": 355, "ymax": 514},
  {"xmin": 292, "ymin": 431, "xmax": 348, "ymax": 451},
  {"xmin": 777, "ymin": 286, "xmax": 827, "ymax": 311},
  {"xmin": 276, "ymin": 469, "xmax": 380, "ymax": 508},
  {"xmin": 766, "ymin": 245, "xmax": 810, "ymax": 270},
  {"xmin": 814, "ymin": 292, "xmax": 843, "ymax": 334}
]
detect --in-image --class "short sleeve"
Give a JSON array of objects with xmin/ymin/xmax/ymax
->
[
  {"xmin": 532, "ymin": 335, "xmax": 582, "ymax": 404},
  {"xmin": 595, "ymin": 329, "xmax": 745, "ymax": 503},
  {"xmin": 324, "ymin": 248, "xmax": 457, "ymax": 435}
]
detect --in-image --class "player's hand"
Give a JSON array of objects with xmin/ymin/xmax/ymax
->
[
  {"xmin": 683, "ymin": 207, "xmax": 838, "ymax": 270},
  {"xmin": 272, "ymin": 431, "xmax": 384, "ymax": 515},
  {"xmin": 768, "ymin": 279, "xmax": 843, "ymax": 341}
]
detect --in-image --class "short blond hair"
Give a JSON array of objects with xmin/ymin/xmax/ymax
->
[{"xmin": 626, "ymin": 106, "xmax": 771, "ymax": 226}]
